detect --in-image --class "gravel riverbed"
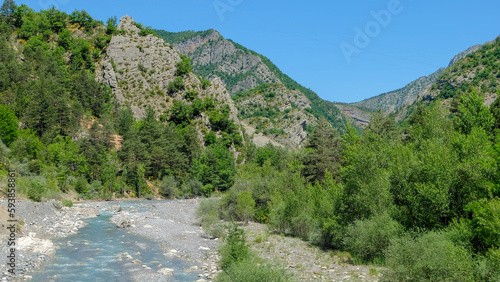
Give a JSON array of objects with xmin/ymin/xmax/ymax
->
[{"xmin": 0, "ymin": 199, "xmax": 220, "ymax": 281}]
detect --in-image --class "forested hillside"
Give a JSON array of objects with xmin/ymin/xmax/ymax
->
[
  {"xmin": 155, "ymin": 29, "xmax": 348, "ymax": 135},
  {"xmin": 0, "ymin": 2, "xmax": 249, "ymax": 202},
  {"xmin": 200, "ymin": 36, "xmax": 500, "ymax": 281}
]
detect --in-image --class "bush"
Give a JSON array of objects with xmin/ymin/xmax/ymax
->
[
  {"xmin": 343, "ymin": 213, "xmax": 403, "ymax": 262},
  {"xmin": 175, "ymin": 55, "xmax": 192, "ymax": 76},
  {"xmin": 167, "ymin": 76, "xmax": 185, "ymax": 94},
  {"xmin": 184, "ymin": 89, "xmax": 198, "ymax": 102},
  {"xmin": 197, "ymin": 198, "xmax": 225, "ymax": 238},
  {"xmin": 201, "ymin": 79, "xmax": 211, "ymax": 90},
  {"xmin": 219, "ymin": 224, "xmax": 251, "ymax": 270},
  {"xmin": 215, "ymin": 260, "xmax": 292, "ymax": 282},
  {"xmin": 236, "ymin": 190, "xmax": 255, "ymax": 224},
  {"xmin": 62, "ymin": 199, "xmax": 73, "ymax": 207},
  {"xmin": 27, "ymin": 177, "xmax": 47, "ymax": 202},
  {"xmin": 215, "ymin": 224, "xmax": 293, "ymax": 282},
  {"xmin": 74, "ymin": 177, "xmax": 89, "ymax": 194},
  {"xmin": 385, "ymin": 231, "xmax": 476, "ymax": 281},
  {"xmin": 160, "ymin": 175, "xmax": 178, "ymax": 198}
]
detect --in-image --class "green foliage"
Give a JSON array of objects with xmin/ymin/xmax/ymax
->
[
  {"xmin": 0, "ymin": 105, "xmax": 18, "ymax": 146},
  {"xmin": 343, "ymin": 213, "xmax": 403, "ymax": 262},
  {"xmin": 455, "ymin": 89, "xmax": 494, "ymax": 134},
  {"xmin": 105, "ymin": 16, "xmax": 117, "ymax": 35},
  {"xmin": 184, "ymin": 89, "xmax": 198, "ymax": 102},
  {"xmin": 197, "ymin": 197, "xmax": 225, "ymax": 238},
  {"xmin": 385, "ymin": 231, "xmax": 476, "ymax": 281},
  {"xmin": 167, "ymin": 76, "xmax": 185, "ymax": 93},
  {"xmin": 466, "ymin": 198, "xmax": 500, "ymax": 252},
  {"xmin": 159, "ymin": 175, "xmax": 178, "ymax": 198},
  {"xmin": 11, "ymin": 129, "xmax": 42, "ymax": 160},
  {"xmin": 236, "ymin": 190, "xmax": 255, "ymax": 224},
  {"xmin": 204, "ymin": 130, "xmax": 217, "ymax": 146},
  {"xmin": 1, "ymin": 0, "xmax": 17, "ymax": 18},
  {"xmin": 215, "ymin": 259, "xmax": 291, "ymax": 282},
  {"xmin": 175, "ymin": 54, "xmax": 192, "ymax": 76},
  {"xmin": 62, "ymin": 199, "xmax": 73, "ymax": 207},
  {"xmin": 302, "ymin": 118, "xmax": 343, "ymax": 182},
  {"xmin": 154, "ymin": 29, "xmax": 215, "ymax": 44},
  {"xmin": 201, "ymin": 79, "xmax": 211, "ymax": 90},
  {"xmin": 219, "ymin": 224, "xmax": 250, "ymax": 270}
]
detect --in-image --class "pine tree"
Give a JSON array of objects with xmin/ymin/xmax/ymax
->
[
  {"xmin": 0, "ymin": 0, "xmax": 17, "ymax": 18},
  {"xmin": 302, "ymin": 118, "xmax": 343, "ymax": 182}
]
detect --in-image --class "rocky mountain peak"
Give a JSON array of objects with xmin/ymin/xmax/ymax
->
[{"xmin": 117, "ymin": 15, "xmax": 140, "ymax": 33}]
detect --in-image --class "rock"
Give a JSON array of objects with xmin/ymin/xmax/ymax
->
[
  {"xmin": 48, "ymin": 200, "xmax": 62, "ymax": 210},
  {"xmin": 17, "ymin": 236, "xmax": 55, "ymax": 255},
  {"xmin": 111, "ymin": 214, "xmax": 131, "ymax": 228},
  {"xmin": 157, "ymin": 268, "xmax": 174, "ymax": 276}
]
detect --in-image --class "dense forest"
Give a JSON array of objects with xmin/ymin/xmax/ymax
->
[
  {"xmin": 1, "ymin": 1, "xmax": 500, "ymax": 280},
  {"xmin": 0, "ymin": 1, "xmax": 248, "ymax": 203}
]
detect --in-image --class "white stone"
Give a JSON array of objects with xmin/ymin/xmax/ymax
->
[{"xmin": 158, "ymin": 268, "xmax": 174, "ymax": 275}]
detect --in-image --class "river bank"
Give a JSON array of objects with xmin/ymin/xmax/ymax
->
[{"xmin": 0, "ymin": 199, "xmax": 219, "ymax": 281}]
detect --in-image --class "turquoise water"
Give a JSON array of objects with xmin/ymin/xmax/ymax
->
[{"xmin": 30, "ymin": 201, "xmax": 202, "ymax": 282}]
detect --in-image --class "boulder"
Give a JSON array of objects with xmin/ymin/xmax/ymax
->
[{"xmin": 158, "ymin": 268, "xmax": 174, "ymax": 275}]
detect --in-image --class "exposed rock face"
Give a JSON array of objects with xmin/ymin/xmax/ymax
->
[
  {"xmin": 172, "ymin": 30, "xmax": 281, "ymax": 95},
  {"xmin": 448, "ymin": 43, "xmax": 487, "ymax": 67},
  {"xmin": 234, "ymin": 84, "xmax": 318, "ymax": 147},
  {"xmin": 96, "ymin": 16, "xmax": 240, "ymax": 127}
]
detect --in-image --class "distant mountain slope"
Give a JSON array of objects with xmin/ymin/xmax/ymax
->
[
  {"xmin": 351, "ymin": 42, "xmax": 488, "ymax": 115},
  {"xmin": 352, "ymin": 69, "xmax": 445, "ymax": 113},
  {"xmin": 155, "ymin": 29, "xmax": 347, "ymax": 131},
  {"xmin": 429, "ymin": 36, "xmax": 500, "ymax": 103}
]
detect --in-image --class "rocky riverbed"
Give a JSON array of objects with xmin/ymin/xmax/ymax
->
[
  {"xmin": 0, "ymin": 199, "xmax": 219, "ymax": 281},
  {"xmin": 107, "ymin": 199, "xmax": 221, "ymax": 280},
  {"xmin": 0, "ymin": 200, "xmax": 100, "ymax": 280}
]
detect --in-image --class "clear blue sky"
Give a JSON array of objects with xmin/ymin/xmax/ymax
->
[{"xmin": 17, "ymin": 0, "xmax": 500, "ymax": 103}]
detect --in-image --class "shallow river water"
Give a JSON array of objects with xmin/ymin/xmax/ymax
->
[{"xmin": 30, "ymin": 201, "xmax": 202, "ymax": 282}]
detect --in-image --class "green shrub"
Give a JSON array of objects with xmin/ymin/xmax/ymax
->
[
  {"xmin": 201, "ymin": 79, "xmax": 211, "ymax": 89},
  {"xmin": 197, "ymin": 198, "xmax": 225, "ymax": 238},
  {"xmin": 219, "ymin": 224, "xmax": 251, "ymax": 270},
  {"xmin": 26, "ymin": 177, "xmax": 47, "ymax": 202},
  {"xmin": 62, "ymin": 199, "xmax": 73, "ymax": 207},
  {"xmin": 160, "ymin": 175, "xmax": 178, "ymax": 198},
  {"xmin": 201, "ymin": 184, "xmax": 214, "ymax": 197},
  {"xmin": 215, "ymin": 260, "xmax": 292, "ymax": 282},
  {"xmin": 466, "ymin": 198, "xmax": 500, "ymax": 251},
  {"xmin": 184, "ymin": 89, "xmax": 198, "ymax": 102},
  {"xmin": 385, "ymin": 231, "xmax": 476, "ymax": 281},
  {"xmin": 343, "ymin": 213, "xmax": 403, "ymax": 262},
  {"xmin": 167, "ymin": 76, "xmax": 185, "ymax": 94},
  {"xmin": 74, "ymin": 177, "xmax": 89, "ymax": 194},
  {"xmin": 236, "ymin": 190, "xmax": 255, "ymax": 224},
  {"xmin": 175, "ymin": 55, "xmax": 192, "ymax": 76}
]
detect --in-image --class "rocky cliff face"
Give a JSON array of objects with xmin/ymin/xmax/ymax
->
[
  {"xmin": 170, "ymin": 30, "xmax": 281, "ymax": 95},
  {"xmin": 96, "ymin": 16, "xmax": 240, "ymax": 123},
  {"xmin": 233, "ymin": 84, "xmax": 318, "ymax": 147}
]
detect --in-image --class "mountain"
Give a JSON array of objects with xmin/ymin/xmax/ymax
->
[
  {"xmin": 429, "ymin": 36, "xmax": 500, "ymax": 103},
  {"xmin": 350, "ymin": 42, "xmax": 489, "ymax": 116},
  {"xmin": 154, "ymin": 29, "xmax": 348, "ymax": 135},
  {"xmin": 96, "ymin": 16, "xmax": 239, "ymax": 126},
  {"xmin": 232, "ymin": 84, "xmax": 318, "ymax": 147},
  {"xmin": 352, "ymin": 69, "xmax": 445, "ymax": 114}
]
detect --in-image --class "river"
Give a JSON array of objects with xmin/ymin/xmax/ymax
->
[{"xmin": 29, "ymin": 201, "xmax": 203, "ymax": 282}]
